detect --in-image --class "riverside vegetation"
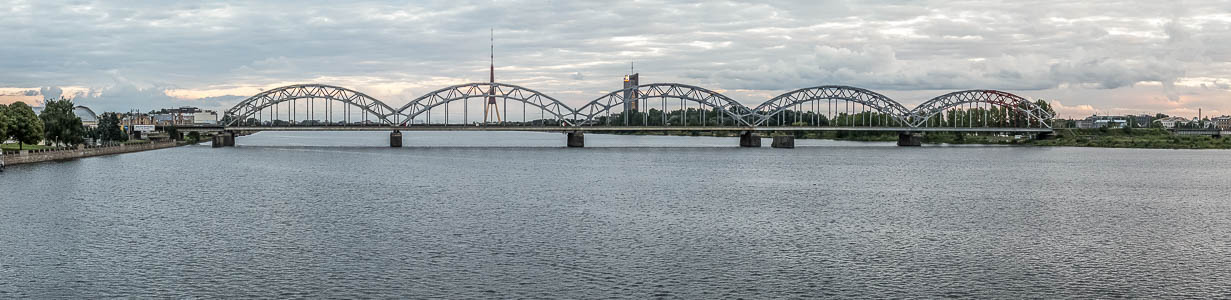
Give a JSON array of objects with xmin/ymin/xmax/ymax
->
[{"xmin": 611, "ymin": 128, "xmax": 1231, "ymax": 149}]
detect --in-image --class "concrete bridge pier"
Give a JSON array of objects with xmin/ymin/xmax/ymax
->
[
  {"xmin": 739, "ymin": 131, "xmax": 761, "ymax": 147},
  {"xmin": 897, "ymin": 132, "xmax": 922, "ymax": 147},
  {"xmin": 567, "ymin": 132, "xmax": 585, "ymax": 148},
  {"xmin": 212, "ymin": 131, "xmax": 236, "ymax": 148},
  {"xmin": 771, "ymin": 135, "xmax": 795, "ymax": 148},
  {"xmin": 390, "ymin": 130, "xmax": 403, "ymax": 147}
]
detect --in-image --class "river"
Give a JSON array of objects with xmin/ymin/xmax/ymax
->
[{"xmin": 2, "ymin": 131, "xmax": 1229, "ymax": 298}]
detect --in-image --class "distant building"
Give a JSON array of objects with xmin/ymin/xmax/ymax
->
[
  {"xmin": 152, "ymin": 106, "xmax": 202, "ymax": 115},
  {"xmin": 145, "ymin": 106, "xmax": 217, "ymax": 125},
  {"xmin": 1077, "ymin": 114, "xmax": 1130, "ymax": 129},
  {"xmin": 74, "ymin": 106, "xmax": 99, "ymax": 128},
  {"xmin": 622, "ymin": 73, "xmax": 639, "ymax": 113},
  {"xmin": 1133, "ymin": 114, "xmax": 1152, "ymax": 127},
  {"xmin": 1157, "ymin": 116, "xmax": 1189, "ymax": 129},
  {"xmin": 1215, "ymin": 116, "xmax": 1231, "ymax": 130},
  {"xmin": 1075, "ymin": 119, "xmax": 1095, "ymax": 129},
  {"xmin": 192, "ymin": 111, "xmax": 218, "ymax": 125},
  {"xmin": 30, "ymin": 105, "xmax": 100, "ymax": 128},
  {"xmin": 1095, "ymin": 119, "xmax": 1128, "ymax": 128}
]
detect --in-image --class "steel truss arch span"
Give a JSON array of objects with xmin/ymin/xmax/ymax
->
[
  {"xmin": 753, "ymin": 85, "xmax": 911, "ymax": 126},
  {"xmin": 573, "ymin": 83, "xmax": 759, "ymax": 126},
  {"xmin": 223, "ymin": 84, "xmax": 398, "ymax": 126},
  {"xmin": 907, "ymin": 90, "xmax": 1053, "ymax": 128},
  {"xmin": 396, "ymin": 83, "xmax": 575, "ymax": 125}
]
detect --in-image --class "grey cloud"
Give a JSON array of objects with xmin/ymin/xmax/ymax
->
[
  {"xmin": 40, "ymin": 86, "xmax": 62, "ymax": 99},
  {"xmin": 71, "ymin": 82, "xmax": 243, "ymax": 112},
  {"xmin": 0, "ymin": 0, "xmax": 1229, "ymax": 111}
]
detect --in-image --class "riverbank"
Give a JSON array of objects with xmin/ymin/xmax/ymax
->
[
  {"xmin": 1, "ymin": 141, "xmax": 181, "ymax": 167},
  {"xmin": 608, "ymin": 128, "xmax": 1231, "ymax": 149}
]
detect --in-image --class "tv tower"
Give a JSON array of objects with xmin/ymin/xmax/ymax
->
[{"xmin": 483, "ymin": 28, "xmax": 502, "ymax": 123}]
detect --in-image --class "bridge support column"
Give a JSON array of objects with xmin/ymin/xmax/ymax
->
[
  {"xmin": 771, "ymin": 135, "xmax": 794, "ymax": 148},
  {"xmin": 390, "ymin": 130, "xmax": 403, "ymax": 147},
  {"xmin": 212, "ymin": 132, "xmax": 236, "ymax": 148},
  {"xmin": 739, "ymin": 131, "xmax": 761, "ymax": 147},
  {"xmin": 567, "ymin": 132, "xmax": 585, "ymax": 148},
  {"xmin": 897, "ymin": 132, "xmax": 922, "ymax": 147}
]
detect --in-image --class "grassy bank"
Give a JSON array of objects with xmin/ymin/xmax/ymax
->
[
  {"xmin": 2, "ymin": 143, "xmax": 50, "ymax": 151},
  {"xmin": 607, "ymin": 128, "xmax": 1231, "ymax": 149},
  {"xmin": 1031, "ymin": 128, "xmax": 1231, "ymax": 149}
]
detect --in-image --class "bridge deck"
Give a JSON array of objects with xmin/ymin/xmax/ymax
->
[{"xmin": 177, "ymin": 125, "xmax": 1053, "ymax": 133}]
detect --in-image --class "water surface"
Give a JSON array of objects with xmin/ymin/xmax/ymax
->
[{"xmin": 2, "ymin": 131, "xmax": 1229, "ymax": 298}]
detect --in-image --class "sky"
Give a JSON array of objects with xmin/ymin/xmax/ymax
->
[{"xmin": 1, "ymin": 0, "xmax": 1229, "ymax": 119}]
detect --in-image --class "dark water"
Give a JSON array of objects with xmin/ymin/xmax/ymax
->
[{"xmin": 2, "ymin": 131, "xmax": 1230, "ymax": 298}]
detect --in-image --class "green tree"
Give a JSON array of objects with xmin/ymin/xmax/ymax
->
[
  {"xmin": 0, "ymin": 104, "xmax": 9, "ymax": 142},
  {"xmin": 97, "ymin": 112, "xmax": 128, "ymax": 143},
  {"xmin": 38, "ymin": 97, "xmax": 85, "ymax": 146},
  {"xmin": 5, "ymin": 101, "xmax": 44, "ymax": 149}
]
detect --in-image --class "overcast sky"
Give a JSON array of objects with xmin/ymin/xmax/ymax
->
[{"xmin": 1, "ymin": 0, "xmax": 1229, "ymax": 118}]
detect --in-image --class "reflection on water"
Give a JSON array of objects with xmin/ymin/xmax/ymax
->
[
  {"xmin": 2, "ymin": 131, "xmax": 1229, "ymax": 298},
  {"xmin": 234, "ymin": 130, "xmax": 899, "ymax": 148}
]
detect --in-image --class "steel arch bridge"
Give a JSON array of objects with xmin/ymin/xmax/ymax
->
[
  {"xmin": 573, "ymin": 83, "xmax": 759, "ymax": 126},
  {"xmin": 218, "ymin": 82, "xmax": 1054, "ymax": 131},
  {"xmin": 752, "ymin": 85, "xmax": 911, "ymax": 127},
  {"xmin": 396, "ymin": 82, "xmax": 576, "ymax": 126},
  {"xmin": 907, "ymin": 90, "xmax": 1054, "ymax": 128},
  {"xmin": 223, "ymin": 84, "xmax": 398, "ymax": 126}
]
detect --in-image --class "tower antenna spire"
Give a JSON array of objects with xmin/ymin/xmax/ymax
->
[
  {"xmin": 484, "ymin": 28, "xmax": 502, "ymax": 123},
  {"xmin": 489, "ymin": 28, "xmax": 494, "ymax": 84}
]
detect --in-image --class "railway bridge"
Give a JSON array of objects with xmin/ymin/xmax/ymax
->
[{"xmin": 181, "ymin": 83, "xmax": 1055, "ymax": 148}]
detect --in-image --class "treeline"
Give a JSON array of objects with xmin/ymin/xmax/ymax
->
[
  {"xmin": 591, "ymin": 100, "xmax": 1057, "ymax": 128},
  {"xmin": 0, "ymin": 98, "xmax": 127, "ymax": 150}
]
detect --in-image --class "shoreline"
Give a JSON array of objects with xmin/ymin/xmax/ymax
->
[
  {"xmin": 1, "ymin": 141, "xmax": 182, "ymax": 168},
  {"xmin": 602, "ymin": 129, "xmax": 1231, "ymax": 150}
]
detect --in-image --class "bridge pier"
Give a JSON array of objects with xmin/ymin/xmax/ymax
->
[
  {"xmin": 771, "ymin": 135, "xmax": 794, "ymax": 148},
  {"xmin": 897, "ymin": 132, "xmax": 922, "ymax": 147},
  {"xmin": 567, "ymin": 132, "xmax": 585, "ymax": 148},
  {"xmin": 390, "ymin": 130, "xmax": 403, "ymax": 147},
  {"xmin": 212, "ymin": 131, "xmax": 236, "ymax": 148},
  {"xmin": 740, "ymin": 131, "xmax": 761, "ymax": 147}
]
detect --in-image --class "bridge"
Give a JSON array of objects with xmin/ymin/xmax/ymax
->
[{"xmin": 184, "ymin": 83, "xmax": 1055, "ymax": 148}]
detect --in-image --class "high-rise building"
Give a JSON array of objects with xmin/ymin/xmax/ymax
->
[{"xmin": 623, "ymin": 73, "xmax": 639, "ymax": 113}]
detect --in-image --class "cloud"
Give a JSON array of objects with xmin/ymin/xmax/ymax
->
[
  {"xmin": 0, "ymin": 0, "xmax": 1229, "ymax": 117},
  {"xmin": 39, "ymin": 86, "xmax": 62, "ymax": 99},
  {"xmin": 71, "ymin": 82, "xmax": 243, "ymax": 113}
]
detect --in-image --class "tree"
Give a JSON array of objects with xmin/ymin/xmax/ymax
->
[
  {"xmin": 38, "ymin": 97, "xmax": 85, "ymax": 146},
  {"xmin": 0, "ymin": 104, "xmax": 9, "ymax": 143},
  {"xmin": 4, "ymin": 101, "xmax": 44, "ymax": 149},
  {"xmin": 97, "ymin": 112, "xmax": 128, "ymax": 143}
]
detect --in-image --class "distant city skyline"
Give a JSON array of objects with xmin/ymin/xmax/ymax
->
[{"xmin": 1, "ymin": 0, "xmax": 1228, "ymax": 119}]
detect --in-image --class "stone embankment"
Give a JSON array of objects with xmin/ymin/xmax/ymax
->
[{"xmin": 1, "ymin": 141, "xmax": 179, "ymax": 167}]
